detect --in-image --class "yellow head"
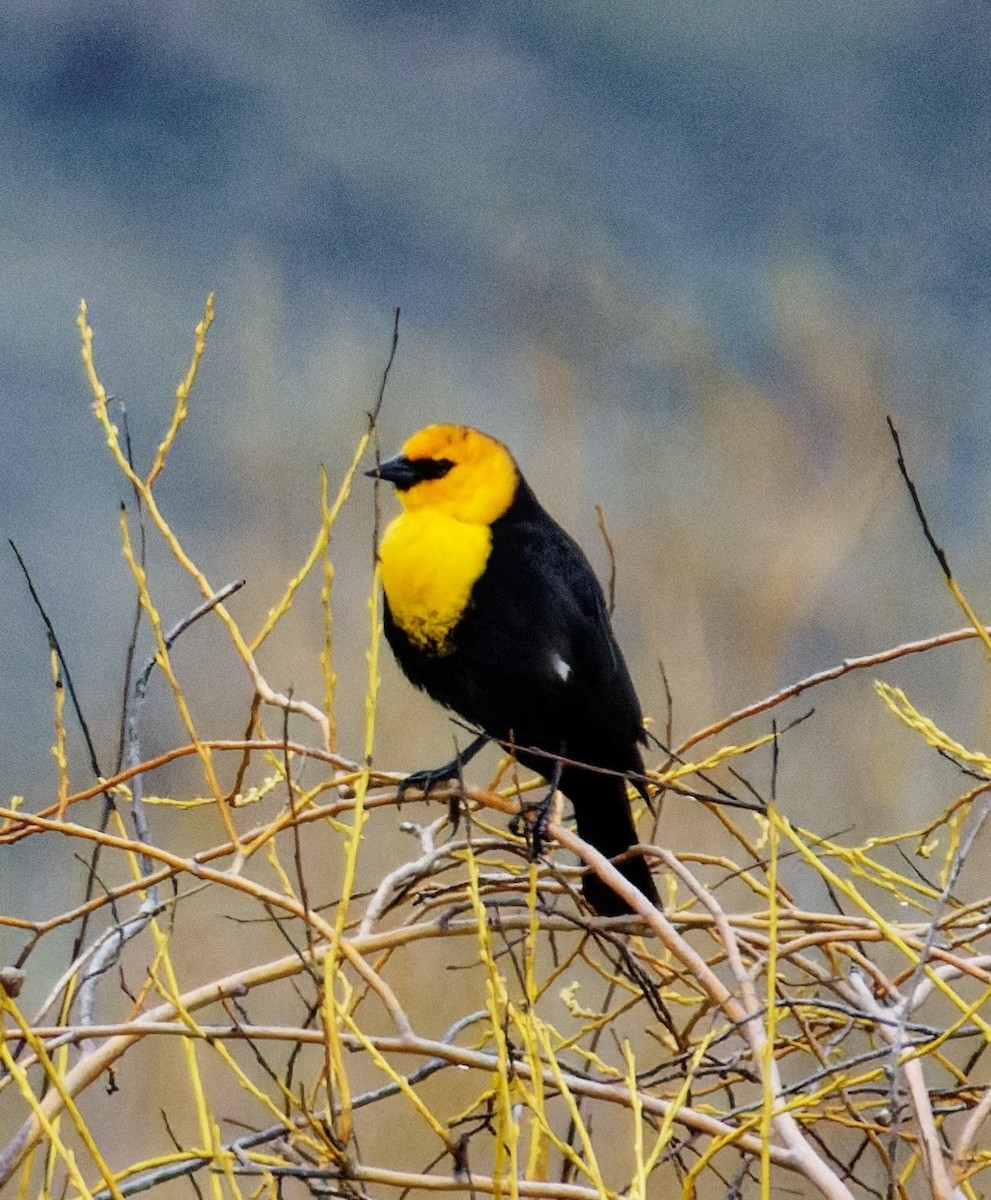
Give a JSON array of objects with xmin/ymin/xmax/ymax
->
[{"xmin": 369, "ymin": 424, "xmax": 519, "ymax": 525}]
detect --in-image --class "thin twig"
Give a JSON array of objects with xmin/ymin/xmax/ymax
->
[
  {"xmin": 678, "ymin": 623, "xmax": 991, "ymax": 754},
  {"xmin": 368, "ymin": 307, "xmax": 401, "ymax": 560},
  {"xmin": 593, "ymin": 503, "xmax": 617, "ymax": 616},
  {"xmin": 886, "ymin": 415, "xmax": 950, "ymax": 578},
  {"xmin": 74, "ymin": 581, "xmax": 245, "ymax": 1029}
]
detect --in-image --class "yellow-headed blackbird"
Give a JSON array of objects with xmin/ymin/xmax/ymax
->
[{"xmin": 368, "ymin": 424, "xmax": 659, "ymax": 916}]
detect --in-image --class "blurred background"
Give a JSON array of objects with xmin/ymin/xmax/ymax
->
[
  {"xmin": 2, "ymin": 1, "xmax": 990, "ymax": 1180},
  {"xmin": 5, "ymin": 0, "xmax": 991, "ymax": 899}
]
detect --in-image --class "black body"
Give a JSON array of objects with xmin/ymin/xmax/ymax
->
[{"xmin": 383, "ymin": 477, "xmax": 659, "ymax": 915}]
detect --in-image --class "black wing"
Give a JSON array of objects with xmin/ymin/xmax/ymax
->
[{"xmin": 392, "ymin": 479, "xmax": 645, "ymax": 774}]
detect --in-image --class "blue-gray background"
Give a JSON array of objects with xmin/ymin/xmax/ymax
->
[
  {"xmin": 3, "ymin": 3, "xmax": 990, "ymax": 899},
  {"xmin": 5, "ymin": 2, "xmax": 991, "ymax": 1182}
]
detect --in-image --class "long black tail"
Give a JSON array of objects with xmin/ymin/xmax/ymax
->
[{"xmin": 560, "ymin": 766, "xmax": 659, "ymax": 916}]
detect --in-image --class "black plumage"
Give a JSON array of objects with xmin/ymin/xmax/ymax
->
[{"xmin": 373, "ymin": 429, "xmax": 659, "ymax": 916}]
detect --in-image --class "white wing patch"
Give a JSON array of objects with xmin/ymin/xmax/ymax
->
[{"xmin": 551, "ymin": 652, "xmax": 571, "ymax": 682}]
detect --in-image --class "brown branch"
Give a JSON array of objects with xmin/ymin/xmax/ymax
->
[{"xmin": 677, "ymin": 623, "xmax": 991, "ymax": 754}]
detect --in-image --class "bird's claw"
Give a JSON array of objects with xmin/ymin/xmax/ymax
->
[
  {"xmin": 396, "ymin": 764, "xmax": 458, "ymax": 807},
  {"xmin": 395, "ymin": 735, "xmax": 489, "ymax": 817},
  {"xmin": 509, "ymin": 791, "xmax": 554, "ymax": 861},
  {"xmin": 396, "ymin": 762, "xmax": 469, "ymax": 832}
]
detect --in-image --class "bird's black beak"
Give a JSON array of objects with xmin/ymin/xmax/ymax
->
[
  {"xmin": 365, "ymin": 454, "xmax": 421, "ymax": 489},
  {"xmin": 366, "ymin": 454, "xmax": 455, "ymax": 490}
]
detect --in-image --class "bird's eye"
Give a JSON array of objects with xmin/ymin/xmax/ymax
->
[{"xmin": 410, "ymin": 457, "xmax": 455, "ymax": 483}]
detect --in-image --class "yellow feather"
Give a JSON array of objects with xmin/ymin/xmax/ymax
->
[
  {"xmin": 377, "ymin": 425, "xmax": 518, "ymax": 652},
  {"xmin": 380, "ymin": 509, "xmax": 492, "ymax": 652}
]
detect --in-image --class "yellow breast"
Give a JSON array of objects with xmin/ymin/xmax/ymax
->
[{"xmin": 379, "ymin": 508, "xmax": 493, "ymax": 653}]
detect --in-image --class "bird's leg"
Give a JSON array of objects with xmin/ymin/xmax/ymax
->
[
  {"xmin": 396, "ymin": 734, "xmax": 489, "ymax": 807},
  {"xmin": 509, "ymin": 754, "xmax": 564, "ymax": 860}
]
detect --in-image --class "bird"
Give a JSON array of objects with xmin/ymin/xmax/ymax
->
[{"xmin": 367, "ymin": 423, "xmax": 659, "ymax": 916}]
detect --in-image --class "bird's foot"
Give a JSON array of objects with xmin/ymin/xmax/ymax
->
[
  {"xmin": 397, "ymin": 759, "xmax": 460, "ymax": 806},
  {"xmin": 395, "ymin": 735, "xmax": 490, "ymax": 828},
  {"xmin": 397, "ymin": 761, "xmax": 464, "ymax": 830},
  {"xmin": 509, "ymin": 788, "xmax": 555, "ymax": 860}
]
